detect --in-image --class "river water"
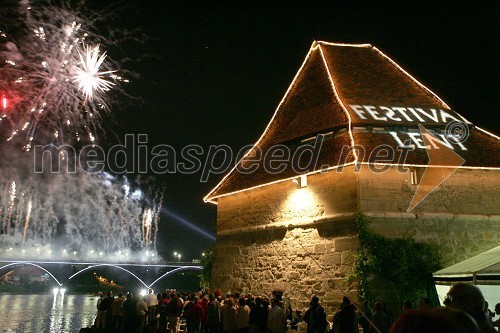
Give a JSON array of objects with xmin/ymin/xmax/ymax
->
[{"xmin": 0, "ymin": 292, "xmax": 98, "ymax": 333}]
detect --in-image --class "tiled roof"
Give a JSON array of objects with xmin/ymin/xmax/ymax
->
[{"xmin": 204, "ymin": 41, "xmax": 500, "ymax": 204}]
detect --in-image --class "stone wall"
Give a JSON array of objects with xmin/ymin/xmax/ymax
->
[
  {"xmin": 216, "ymin": 168, "xmax": 357, "ymax": 233},
  {"xmin": 211, "ymin": 165, "xmax": 500, "ymax": 311},
  {"xmin": 214, "ymin": 227, "xmax": 359, "ymax": 311},
  {"xmin": 213, "ymin": 168, "xmax": 359, "ymax": 310},
  {"xmin": 358, "ymin": 166, "xmax": 500, "ymax": 216},
  {"xmin": 358, "ymin": 166, "xmax": 500, "ymax": 265},
  {"xmin": 366, "ymin": 213, "xmax": 500, "ymax": 266}
]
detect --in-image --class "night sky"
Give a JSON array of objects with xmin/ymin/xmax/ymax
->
[{"xmin": 106, "ymin": 1, "xmax": 499, "ymax": 261}]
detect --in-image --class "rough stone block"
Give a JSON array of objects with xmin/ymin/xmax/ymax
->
[
  {"xmin": 304, "ymin": 279, "xmax": 317, "ymax": 285},
  {"xmin": 325, "ymin": 243, "xmax": 335, "ymax": 253},
  {"xmin": 324, "ymin": 290, "xmax": 346, "ymax": 302},
  {"xmin": 334, "ymin": 237, "xmax": 360, "ymax": 251},
  {"xmin": 325, "ymin": 279, "xmax": 347, "ymax": 291},
  {"xmin": 341, "ymin": 251, "xmax": 356, "ymax": 265},
  {"xmin": 292, "ymin": 261, "xmax": 308, "ymax": 269},
  {"xmin": 314, "ymin": 243, "xmax": 327, "ymax": 254},
  {"xmin": 322, "ymin": 252, "xmax": 342, "ymax": 266}
]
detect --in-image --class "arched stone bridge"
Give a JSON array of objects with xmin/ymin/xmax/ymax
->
[{"xmin": 0, "ymin": 260, "xmax": 202, "ymax": 288}]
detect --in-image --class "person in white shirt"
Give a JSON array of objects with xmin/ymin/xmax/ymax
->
[
  {"xmin": 145, "ymin": 288, "xmax": 159, "ymax": 331},
  {"xmin": 268, "ymin": 298, "xmax": 286, "ymax": 333},
  {"xmin": 137, "ymin": 296, "xmax": 149, "ymax": 333}
]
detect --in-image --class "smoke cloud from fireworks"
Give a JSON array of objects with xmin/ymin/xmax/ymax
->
[{"xmin": 0, "ymin": 145, "xmax": 163, "ymax": 262}]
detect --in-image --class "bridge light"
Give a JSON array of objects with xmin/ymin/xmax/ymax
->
[
  {"xmin": 60, "ymin": 288, "xmax": 66, "ymax": 294},
  {"xmin": 53, "ymin": 287, "xmax": 59, "ymax": 294}
]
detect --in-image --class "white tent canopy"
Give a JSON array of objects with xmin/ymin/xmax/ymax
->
[{"xmin": 434, "ymin": 245, "xmax": 500, "ymax": 284}]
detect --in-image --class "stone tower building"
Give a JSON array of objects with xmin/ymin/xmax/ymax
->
[{"xmin": 204, "ymin": 41, "xmax": 500, "ymax": 310}]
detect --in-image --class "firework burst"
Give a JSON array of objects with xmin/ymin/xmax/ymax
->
[
  {"xmin": 0, "ymin": 1, "xmax": 130, "ymax": 148},
  {"xmin": 74, "ymin": 44, "xmax": 116, "ymax": 101}
]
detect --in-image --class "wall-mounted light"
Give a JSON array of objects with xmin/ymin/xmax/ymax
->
[{"xmin": 293, "ymin": 175, "xmax": 308, "ymax": 188}]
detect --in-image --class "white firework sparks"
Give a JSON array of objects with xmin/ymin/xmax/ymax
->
[
  {"xmin": 0, "ymin": 2, "xmax": 130, "ymax": 148},
  {"xmin": 74, "ymin": 44, "xmax": 116, "ymax": 101}
]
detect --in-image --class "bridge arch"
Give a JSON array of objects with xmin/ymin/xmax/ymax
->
[
  {"xmin": 67, "ymin": 264, "xmax": 148, "ymax": 288},
  {"xmin": 0, "ymin": 262, "xmax": 62, "ymax": 286},
  {"xmin": 148, "ymin": 266, "xmax": 202, "ymax": 288}
]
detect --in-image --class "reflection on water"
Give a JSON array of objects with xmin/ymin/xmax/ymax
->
[{"xmin": 0, "ymin": 292, "xmax": 97, "ymax": 333}]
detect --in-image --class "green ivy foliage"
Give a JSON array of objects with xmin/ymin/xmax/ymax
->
[{"xmin": 350, "ymin": 214, "xmax": 441, "ymax": 303}]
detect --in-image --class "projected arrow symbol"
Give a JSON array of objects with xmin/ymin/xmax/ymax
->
[{"xmin": 407, "ymin": 124, "xmax": 465, "ymax": 212}]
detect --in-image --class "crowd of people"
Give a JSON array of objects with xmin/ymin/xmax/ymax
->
[{"xmin": 89, "ymin": 283, "xmax": 500, "ymax": 333}]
